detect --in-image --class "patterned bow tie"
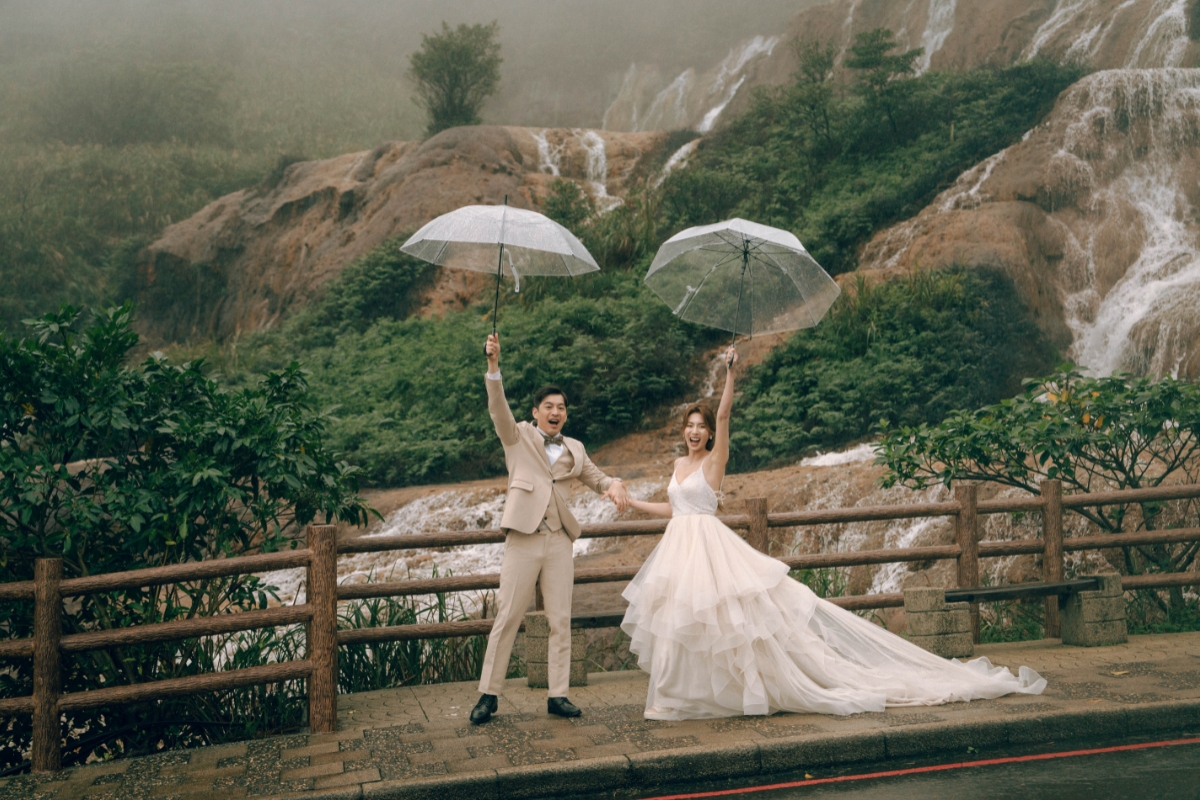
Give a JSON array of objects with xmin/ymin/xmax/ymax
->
[{"xmin": 542, "ymin": 433, "xmax": 564, "ymax": 446}]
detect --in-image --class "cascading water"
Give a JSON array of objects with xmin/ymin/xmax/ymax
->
[
  {"xmin": 915, "ymin": 0, "xmax": 957, "ymax": 74},
  {"xmin": 640, "ymin": 69, "xmax": 696, "ymax": 132},
  {"xmin": 579, "ymin": 130, "xmax": 623, "ymax": 213},
  {"xmin": 259, "ymin": 479, "xmax": 665, "ymax": 608},
  {"xmin": 1057, "ymin": 70, "xmax": 1200, "ymax": 377},
  {"xmin": 696, "ymin": 35, "xmax": 780, "ymax": 133},
  {"xmin": 1023, "ymin": 0, "xmax": 1191, "ymax": 67},
  {"xmin": 654, "ymin": 139, "xmax": 699, "ymax": 188},
  {"xmin": 532, "ymin": 129, "xmax": 564, "ymax": 177}
]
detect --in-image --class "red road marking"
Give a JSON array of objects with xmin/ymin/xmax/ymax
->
[{"xmin": 642, "ymin": 737, "xmax": 1200, "ymax": 799}]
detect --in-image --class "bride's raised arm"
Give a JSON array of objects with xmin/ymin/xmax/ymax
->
[{"xmin": 705, "ymin": 346, "xmax": 737, "ymax": 487}]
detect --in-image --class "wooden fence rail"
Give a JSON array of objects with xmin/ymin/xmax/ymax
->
[{"xmin": 4, "ymin": 480, "xmax": 1200, "ymax": 773}]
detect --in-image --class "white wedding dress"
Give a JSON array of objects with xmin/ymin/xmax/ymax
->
[{"xmin": 621, "ymin": 463, "xmax": 1047, "ymax": 720}]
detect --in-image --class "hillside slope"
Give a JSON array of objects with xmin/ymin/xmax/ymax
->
[
  {"xmin": 138, "ymin": 126, "xmax": 666, "ymax": 342},
  {"xmin": 857, "ymin": 69, "xmax": 1200, "ymax": 378}
]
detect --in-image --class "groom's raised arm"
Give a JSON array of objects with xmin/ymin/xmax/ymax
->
[{"xmin": 485, "ymin": 334, "xmax": 519, "ymax": 447}]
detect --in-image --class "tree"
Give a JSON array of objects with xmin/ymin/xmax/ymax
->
[
  {"xmin": 0, "ymin": 304, "xmax": 372, "ymax": 768},
  {"xmin": 790, "ymin": 38, "xmax": 838, "ymax": 149},
  {"xmin": 877, "ymin": 368, "xmax": 1200, "ymax": 614},
  {"xmin": 408, "ymin": 21, "xmax": 503, "ymax": 137},
  {"xmin": 844, "ymin": 28, "xmax": 922, "ymax": 137}
]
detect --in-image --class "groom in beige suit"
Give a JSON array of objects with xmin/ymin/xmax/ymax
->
[{"xmin": 471, "ymin": 333, "xmax": 629, "ymax": 724}]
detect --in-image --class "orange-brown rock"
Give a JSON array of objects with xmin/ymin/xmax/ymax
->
[{"xmin": 138, "ymin": 126, "xmax": 667, "ymax": 343}]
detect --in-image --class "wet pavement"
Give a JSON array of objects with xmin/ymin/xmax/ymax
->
[{"xmin": 2, "ymin": 632, "xmax": 1199, "ymax": 800}]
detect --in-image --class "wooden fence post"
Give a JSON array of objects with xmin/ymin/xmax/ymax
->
[
  {"xmin": 746, "ymin": 498, "xmax": 769, "ymax": 554},
  {"xmin": 1041, "ymin": 479, "xmax": 1064, "ymax": 638},
  {"xmin": 306, "ymin": 525, "xmax": 338, "ymax": 733},
  {"xmin": 954, "ymin": 484, "xmax": 981, "ymax": 643},
  {"xmin": 32, "ymin": 558, "xmax": 62, "ymax": 773}
]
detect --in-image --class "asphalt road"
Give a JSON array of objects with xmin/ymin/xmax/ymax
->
[{"xmin": 644, "ymin": 739, "xmax": 1200, "ymax": 800}]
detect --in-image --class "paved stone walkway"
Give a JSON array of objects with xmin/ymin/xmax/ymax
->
[{"xmin": 3, "ymin": 633, "xmax": 1200, "ymax": 800}]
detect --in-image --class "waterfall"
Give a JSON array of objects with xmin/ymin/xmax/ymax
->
[
  {"xmin": 259, "ymin": 478, "xmax": 666, "ymax": 608},
  {"xmin": 579, "ymin": 130, "xmax": 623, "ymax": 213},
  {"xmin": 696, "ymin": 36, "xmax": 780, "ymax": 133},
  {"xmin": 655, "ymin": 139, "xmax": 699, "ymax": 188},
  {"xmin": 916, "ymin": 0, "xmax": 957, "ymax": 75},
  {"xmin": 532, "ymin": 129, "xmax": 564, "ymax": 177},
  {"xmin": 640, "ymin": 69, "xmax": 696, "ymax": 132},
  {"xmin": 1057, "ymin": 70, "xmax": 1200, "ymax": 377}
]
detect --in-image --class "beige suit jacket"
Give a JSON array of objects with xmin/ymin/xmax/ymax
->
[{"xmin": 486, "ymin": 375, "xmax": 614, "ymax": 539}]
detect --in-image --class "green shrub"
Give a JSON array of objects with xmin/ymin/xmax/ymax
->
[
  {"xmin": 0, "ymin": 304, "xmax": 371, "ymax": 771},
  {"xmin": 730, "ymin": 268, "xmax": 1057, "ymax": 471},
  {"xmin": 661, "ymin": 50, "xmax": 1086, "ymax": 275},
  {"xmin": 233, "ymin": 268, "xmax": 712, "ymax": 487}
]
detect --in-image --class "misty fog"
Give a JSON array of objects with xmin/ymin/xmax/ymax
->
[{"xmin": 0, "ymin": 0, "xmax": 803, "ymax": 152}]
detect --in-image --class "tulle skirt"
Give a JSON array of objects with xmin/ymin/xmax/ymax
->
[{"xmin": 621, "ymin": 513, "xmax": 1046, "ymax": 720}]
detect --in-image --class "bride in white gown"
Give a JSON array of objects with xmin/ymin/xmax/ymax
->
[{"xmin": 618, "ymin": 347, "xmax": 1046, "ymax": 720}]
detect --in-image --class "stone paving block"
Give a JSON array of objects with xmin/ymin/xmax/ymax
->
[
  {"xmin": 282, "ymin": 741, "xmax": 343, "ymax": 760},
  {"xmin": 176, "ymin": 742, "xmax": 247, "ymax": 769},
  {"xmin": 363, "ymin": 769, "xmax": 498, "ymax": 800},
  {"xmin": 280, "ymin": 761, "xmax": 345, "ymax": 782},
  {"xmin": 757, "ymin": 731, "xmax": 888, "ymax": 773},
  {"xmin": 496, "ymin": 755, "xmax": 631, "ymax": 800},
  {"xmin": 314, "ymin": 767, "xmax": 381, "ymax": 790},
  {"xmin": 628, "ymin": 742, "xmax": 761, "ymax": 785},
  {"xmin": 906, "ymin": 608, "xmax": 972, "ymax": 636},
  {"xmin": 906, "ymin": 631, "xmax": 974, "ymax": 658}
]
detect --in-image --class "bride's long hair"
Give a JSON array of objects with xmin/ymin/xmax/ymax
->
[{"xmin": 681, "ymin": 402, "xmax": 717, "ymax": 451}]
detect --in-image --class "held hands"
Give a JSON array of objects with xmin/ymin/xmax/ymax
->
[
  {"xmin": 485, "ymin": 333, "xmax": 501, "ymax": 371},
  {"xmin": 604, "ymin": 480, "xmax": 631, "ymax": 513}
]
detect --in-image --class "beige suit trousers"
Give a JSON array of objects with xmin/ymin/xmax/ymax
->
[{"xmin": 477, "ymin": 529, "xmax": 574, "ymax": 698}]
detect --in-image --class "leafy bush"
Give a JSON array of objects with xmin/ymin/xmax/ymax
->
[
  {"xmin": 0, "ymin": 304, "xmax": 371, "ymax": 771},
  {"xmin": 234, "ymin": 267, "xmax": 711, "ymax": 487},
  {"xmin": 660, "ymin": 33, "xmax": 1086, "ymax": 275},
  {"xmin": 730, "ymin": 268, "xmax": 1057, "ymax": 471},
  {"xmin": 877, "ymin": 367, "xmax": 1200, "ymax": 614}
]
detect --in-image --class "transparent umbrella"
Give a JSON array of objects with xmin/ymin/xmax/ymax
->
[
  {"xmin": 400, "ymin": 197, "xmax": 599, "ymax": 338},
  {"xmin": 645, "ymin": 218, "xmax": 840, "ymax": 355}
]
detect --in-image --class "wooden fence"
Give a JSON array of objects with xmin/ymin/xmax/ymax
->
[{"xmin": 4, "ymin": 479, "xmax": 1200, "ymax": 772}]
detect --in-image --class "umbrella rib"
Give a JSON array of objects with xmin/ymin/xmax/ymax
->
[
  {"xmin": 678, "ymin": 250, "xmax": 742, "ymax": 320},
  {"xmin": 431, "ymin": 238, "xmax": 451, "ymax": 265},
  {"xmin": 753, "ymin": 249, "xmax": 820, "ymax": 328}
]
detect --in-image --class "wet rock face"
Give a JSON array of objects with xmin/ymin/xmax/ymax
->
[
  {"xmin": 137, "ymin": 126, "xmax": 666, "ymax": 343},
  {"xmin": 693, "ymin": 0, "xmax": 1200, "ymax": 126},
  {"xmin": 858, "ymin": 69, "xmax": 1200, "ymax": 379}
]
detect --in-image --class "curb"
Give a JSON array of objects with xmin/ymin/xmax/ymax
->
[{"xmin": 352, "ymin": 698, "xmax": 1200, "ymax": 800}]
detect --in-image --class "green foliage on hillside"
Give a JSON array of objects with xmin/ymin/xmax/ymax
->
[
  {"xmin": 660, "ymin": 34, "xmax": 1086, "ymax": 275},
  {"xmin": 0, "ymin": 144, "xmax": 274, "ymax": 332},
  {"xmin": 0, "ymin": 305, "xmax": 371, "ymax": 770},
  {"xmin": 231, "ymin": 256, "xmax": 711, "ymax": 487},
  {"xmin": 730, "ymin": 268, "xmax": 1057, "ymax": 471}
]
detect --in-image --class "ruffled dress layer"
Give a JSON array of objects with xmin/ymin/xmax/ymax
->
[{"xmin": 621, "ymin": 466, "xmax": 1046, "ymax": 720}]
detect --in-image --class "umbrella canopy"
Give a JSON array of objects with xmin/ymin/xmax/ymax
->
[
  {"xmin": 645, "ymin": 218, "xmax": 840, "ymax": 338},
  {"xmin": 400, "ymin": 204, "xmax": 598, "ymax": 292}
]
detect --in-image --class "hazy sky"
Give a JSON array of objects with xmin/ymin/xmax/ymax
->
[{"xmin": 0, "ymin": 0, "xmax": 805, "ymax": 136}]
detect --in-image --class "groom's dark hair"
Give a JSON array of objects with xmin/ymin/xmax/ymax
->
[{"xmin": 533, "ymin": 385, "xmax": 568, "ymax": 407}]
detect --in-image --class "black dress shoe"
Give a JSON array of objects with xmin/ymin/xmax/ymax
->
[
  {"xmin": 470, "ymin": 693, "xmax": 498, "ymax": 725},
  {"xmin": 547, "ymin": 697, "xmax": 582, "ymax": 718}
]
